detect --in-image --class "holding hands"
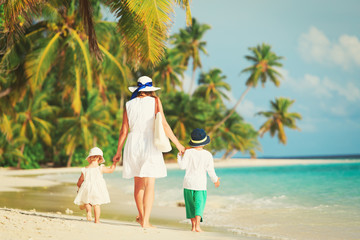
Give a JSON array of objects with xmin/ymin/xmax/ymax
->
[{"xmin": 112, "ymin": 152, "xmax": 121, "ymax": 163}]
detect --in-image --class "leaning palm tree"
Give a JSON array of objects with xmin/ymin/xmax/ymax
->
[
  {"xmin": 209, "ymin": 43, "xmax": 284, "ymax": 135},
  {"xmin": 58, "ymin": 90, "xmax": 111, "ymax": 167},
  {"xmin": 170, "ymin": 18, "xmax": 211, "ymax": 93},
  {"xmin": 193, "ymin": 68, "xmax": 231, "ymax": 106},
  {"xmin": 257, "ymin": 97, "xmax": 302, "ymax": 144},
  {"xmin": 1, "ymin": 0, "xmax": 192, "ymax": 66}
]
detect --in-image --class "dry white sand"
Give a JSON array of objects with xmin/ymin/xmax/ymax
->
[{"xmin": 0, "ymin": 208, "xmax": 237, "ymax": 240}]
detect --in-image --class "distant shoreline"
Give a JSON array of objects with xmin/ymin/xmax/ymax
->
[{"xmin": 234, "ymin": 154, "xmax": 360, "ymax": 160}]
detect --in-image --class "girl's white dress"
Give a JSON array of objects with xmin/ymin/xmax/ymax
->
[
  {"xmin": 74, "ymin": 165, "xmax": 110, "ymax": 205},
  {"xmin": 122, "ymin": 97, "xmax": 166, "ymax": 179}
]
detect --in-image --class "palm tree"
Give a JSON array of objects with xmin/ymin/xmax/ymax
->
[
  {"xmin": 152, "ymin": 49, "xmax": 186, "ymax": 93},
  {"xmin": 257, "ymin": 97, "xmax": 302, "ymax": 144},
  {"xmin": 1, "ymin": 0, "xmax": 192, "ymax": 66},
  {"xmin": 209, "ymin": 43, "xmax": 284, "ymax": 135},
  {"xmin": 14, "ymin": 91, "xmax": 58, "ymax": 168},
  {"xmin": 170, "ymin": 18, "xmax": 211, "ymax": 93},
  {"xmin": 58, "ymin": 90, "xmax": 111, "ymax": 167},
  {"xmin": 193, "ymin": 68, "xmax": 231, "ymax": 106}
]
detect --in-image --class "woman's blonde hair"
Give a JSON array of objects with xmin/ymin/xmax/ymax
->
[{"xmin": 87, "ymin": 155, "xmax": 103, "ymax": 163}]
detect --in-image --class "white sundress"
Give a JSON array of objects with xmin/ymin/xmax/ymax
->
[
  {"xmin": 122, "ymin": 96, "xmax": 167, "ymax": 179},
  {"xmin": 74, "ymin": 165, "xmax": 110, "ymax": 206}
]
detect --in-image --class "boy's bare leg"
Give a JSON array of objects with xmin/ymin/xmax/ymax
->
[
  {"xmin": 85, "ymin": 204, "xmax": 92, "ymax": 221},
  {"xmin": 94, "ymin": 205, "xmax": 101, "ymax": 223},
  {"xmin": 195, "ymin": 215, "xmax": 203, "ymax": 232},
  {"xmin": 190, "ymin": 218, "xmax": 196, "ymax": 231}
]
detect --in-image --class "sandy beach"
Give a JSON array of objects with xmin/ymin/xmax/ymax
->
[{"xmin": 1, "ymin": 158, "xmax": 359, "ymax": 240}]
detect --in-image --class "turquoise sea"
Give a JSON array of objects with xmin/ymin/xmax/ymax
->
[
  {"xmin": 102, "ymin": 161, "xmax": 360, "ymax": 239},
  {"xmin": 3, "ymin": 161, "xmax": 360, "ymax": 240}
]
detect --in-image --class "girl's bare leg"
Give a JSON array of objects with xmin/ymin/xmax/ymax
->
[
  {"xmin": 85, "ymin": 204, "xmax": 92, "ymax": 221},
  {"xmin": 195, "ymin": 215, "xmax": 202, "ymax": 232},
  {"xmin": 142, "ymin": 177, "xmax": 155, "ymax": 228},
  {"xmin": 191, "ymin": 218, "xmax": 196, "ymax": 231},
  {"xmin": 94, "ymin": 205, "xmax": 101, "ymax": 224},
  {"xmin": 134, "ymin": 177, "xmax": 145, "ymax": 225}
]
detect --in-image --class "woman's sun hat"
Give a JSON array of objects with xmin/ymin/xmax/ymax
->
[
  {"xmin": 129, "ymin": 76, "xmax": 161, "ymax": 99},
  {"xmin": 86, "ymin": 147, "xmax": 105, "ymax": 163},
  {"xmin": 189, "ymin": 128, "xmax": 211, "ymax": 147}
]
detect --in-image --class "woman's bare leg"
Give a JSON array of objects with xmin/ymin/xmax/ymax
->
[
  {"xmin": 134, "ymin": 177, "xmax": 145, "ymax": 225},
  {"xmin": 93, "ymin": 205, "xmax": 101, "ymax": 223},
  {"xmin": 142, "ymin": 177, "xmax": 155, "ymax": 228},
  {"xmin": 85, "ymin": 204, "xmax": 92, "ymax": 221}
]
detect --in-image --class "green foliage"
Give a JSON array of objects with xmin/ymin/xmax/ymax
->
[
  {"xmin": 0, "ymin": 1, "xmax": 295, "ymax": 168},
  {"xmin": 22, "ymin": 143, "xmax": 43, "ymax": 169}
]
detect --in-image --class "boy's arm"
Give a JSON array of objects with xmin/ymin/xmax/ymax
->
[
  {"xmin": 177, "ymin": 151, "xmax": 187, "ymax": 169},
  {"xmin": 206, "ymin": 154, "xmax": 219, "ymax": 185},
  {"xmin": 102, "ymin": 162, "xmax": 117, "ymax": 174},
  {"xmin": 77, "ymin": 173, "xmax": 84, "ymax": 188}
]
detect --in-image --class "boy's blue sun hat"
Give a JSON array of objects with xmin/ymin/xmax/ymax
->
[{"xmin": 189, "ymin": 128, "xmax": 210, "ymax": 147}]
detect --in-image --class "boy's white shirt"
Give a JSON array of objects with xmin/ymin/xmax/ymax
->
[{"xmin": 177, "ymin": 148, "xmax": 218, "ymax": 191}]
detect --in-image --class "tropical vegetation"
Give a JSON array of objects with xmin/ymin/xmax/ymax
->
[{"xmin": 0, "ymin": 1, "xmax": 301, "ymax": 168}]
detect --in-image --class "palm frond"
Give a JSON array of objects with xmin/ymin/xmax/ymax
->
[
  {"xmin": 25, "ymin": 31, "xmax": 61, "ymax": 92},
  {"xmin": 109, "ymin": 0, "xmax": 174, "ymax": 67},
  {"xmin": 69, "ymin": 28, "xmax": 93, "ymax": 90}
]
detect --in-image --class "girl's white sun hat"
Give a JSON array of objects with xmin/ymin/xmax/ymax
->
[
  {"xmin": 128, "ymin": 76, "xmax": 161, "ymax": 93},
  {"xmin": 86, "ymin": 147, "xmax": 105, "ymax": 163}
]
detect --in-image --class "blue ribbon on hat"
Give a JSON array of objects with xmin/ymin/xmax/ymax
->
[{"xmin": 130, "ymin": 82, "xmax": 153, "ymax": 100}]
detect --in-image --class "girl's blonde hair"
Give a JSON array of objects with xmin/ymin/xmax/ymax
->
[{"xmin": 87, "ymin": 155, "xmax": 103, "ymax": 164}]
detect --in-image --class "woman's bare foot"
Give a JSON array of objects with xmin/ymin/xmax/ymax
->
[{"xmin": 141, "ymin": 221, "xmax": 156, "ymax": 228}]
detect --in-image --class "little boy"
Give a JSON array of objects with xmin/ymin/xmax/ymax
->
[{"xmin": 177, "ymin": 128, "xmax": 220, "ymax": 232}]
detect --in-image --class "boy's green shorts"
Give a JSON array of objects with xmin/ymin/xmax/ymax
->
[{"xmin": 183, "ymin": 188, "xmax": 207, "ymax": 222}]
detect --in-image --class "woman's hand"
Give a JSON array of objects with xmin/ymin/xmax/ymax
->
[
  {"xmin": 113, "ymin": 152, "xmax": 121, "ymax": 162},
  {"xmin": 176, "ymin": 144, "xmax": 185, "ymax": 154}
]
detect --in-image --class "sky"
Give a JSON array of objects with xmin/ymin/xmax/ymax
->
[
  {"xmin": 168, "ymin": 0, "xmax": 360, "ymax": 157},
  {"xmin": 104, "ymin": 0, "xmax": 360, "ymax": 157}
]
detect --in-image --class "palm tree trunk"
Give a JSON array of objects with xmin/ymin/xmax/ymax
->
[
  {"xmin": 66, "ymin": 148, "xmax": 75, "ymax": 167},
  {"xmin": 188, "ymin": 67, "xmax": 196, "ymax": 94},
  {"xmin": 227, "ymin": 149, "xmax": 238, "ymax": 159},
  {"xmin": 0, "ymin": 88, "xmax": 11, "ymax": 98},
  {"xmin": 209, "ymin": 85, "xmax": 252, "ymax": 136},
  {"xmin": 221, "ymin": 149, "xmax": 231, "ymax": 160},
  {"xmin": 17, "ymin": 144, "xmax": 25, "ymax": 169},
  {"xmin": 120, "ymin": 93, "xmax": 124, "ymax": 112}
]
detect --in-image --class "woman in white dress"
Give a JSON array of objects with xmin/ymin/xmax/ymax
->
[{"xmin": 113, "ymin": 76, "xmax": 185, "ymax": 228}]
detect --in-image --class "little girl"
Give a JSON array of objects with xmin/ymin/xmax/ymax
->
[{"xmin": 74, "ymin": 147, "xmax": 118, "ymax": 223}]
